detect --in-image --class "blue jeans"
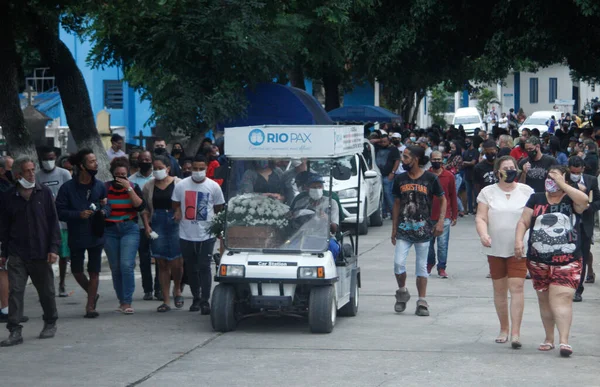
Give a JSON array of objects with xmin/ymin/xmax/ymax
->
[
  {"xmin": 104, "ymin": 221, "xmax": 140, "ymax": 305},
  {"xmin": 382, "ymin": 177, "xmax": 394, "ymax": 217},
  {"xmin": 428, "ymin": 218, "xmax": 451, "ymax": 270},
  {"xmin": 393, "ymin": 238, "xmax": 430, "ymax": 277},
  {"xmin": 465, "ymin": 179, "xmax": 475, "ymax": 213},
  {"xmin": 454, "ymin": 174, "xmax": 464, "ymax": 213}
]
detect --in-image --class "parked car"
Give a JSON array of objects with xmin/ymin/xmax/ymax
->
[
  {"xmin": 520, "ymin": 110, "xmax": 558, "ymax": 133},
  {"xmin": 452, "ymin": 107, "xmax": 485, "ymax": 135}
]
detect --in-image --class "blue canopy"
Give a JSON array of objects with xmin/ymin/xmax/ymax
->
[
  {"xmin": 328, "ymin": 105, "xmax": 402, "ymax": 123},
  {"xmin": 217, "ymin": 83, "xmax": 333, "ymax": 130}
]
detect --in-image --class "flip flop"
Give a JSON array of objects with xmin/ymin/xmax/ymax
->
[
  {"xmin": 157, "ymin": 304, "xmax": 171, "ymax": 313},
  {"xmin": 538, "ymin": 343, "xmax": 555, "ymax": 351},
  {"xmin": 174, "ymin": 295, "xmax": 184, "ymax": 309},
  {"xmin": 123, "ymin": 307, "xmax": 135, "ymax": 315},
  {"xmin": 495, "ymin": 334, "xmax": 509, "ymax": 344},
  {"xmin": 511, "ymin": 336, "xmax": 522, "ymax": 349},
  {"xmin": 559, "ymin": 344, "xmax": 573, "ymax": 357}
]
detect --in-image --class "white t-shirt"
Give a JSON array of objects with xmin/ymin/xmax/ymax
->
[
  {"xmin": 477, "ymin": 183, "xmax": 534, "ymax": 257},
  {"xmin": 171, "ymin": 177, "xmax": 225, "ymax": 242},
  {"xmin": 499, "ymin": 116, "xmax": 508, "ymax": 129}
]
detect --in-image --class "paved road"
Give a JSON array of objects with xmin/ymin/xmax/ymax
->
[{"xmin": 1, "ymin": 218, "xmax": 599, "ymax": 387}]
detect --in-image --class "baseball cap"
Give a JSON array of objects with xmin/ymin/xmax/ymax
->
[
  {"xmin": 391, "ymin": 133, "xmax": 402, "ymax": 138},
  {"xmin": 308, "ymin": 173, "xmax": 325, "ymax": 184}
]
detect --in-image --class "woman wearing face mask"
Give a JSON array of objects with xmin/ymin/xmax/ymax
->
[
  {"xmin": 104, "ymin": 158, "xmax": 146, "ymax": 315},
  {"xmin": 239, "ymin": 159, "xmax": 285, "ymax": 201},
  {"xmin": 515, "ymin": 166, "xmax": 589, "ymax": 357},
  {"xmin": 446, "ymin": 141, "xmax": 464, "ymax": 216},
  {"xmin": 171, "ymin": 143, "xmax": 186, "ymax": 166},
  {"xmin": 141, "ymin": 156, "xmax": 183, "ymax": 312},
  {"xmin": 476, "ymin": 156, "xmax": 533, "ymax": 348}
]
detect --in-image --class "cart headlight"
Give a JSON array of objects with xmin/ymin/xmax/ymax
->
[
  {"xmin": 219, "ymin": 264, "xmax": 245, "ymax": 277},
  {"xmin": 338, "ymin": 188, "xmax": 358, "ymax": 199},
  {"xmin": 298, "ymin": 266, "xmax": 325, "ymax": 279}
]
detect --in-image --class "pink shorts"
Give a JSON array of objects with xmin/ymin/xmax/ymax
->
[{"xmin": 526, "ymin": 259, "xmax": 582, "ymax": 292}]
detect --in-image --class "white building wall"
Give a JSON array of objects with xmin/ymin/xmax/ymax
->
[{"xmin": 519, "ymin": 64, "xmax": 572, "ymax": 115}]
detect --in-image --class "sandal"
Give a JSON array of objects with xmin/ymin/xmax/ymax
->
[
  {"xmin": 415, "ymin": 300, "xmax": 430, "ymax": 317},
  {"xmin": 157, "ymin": 304, "xmax": 171, "ymax": 313},
  {"xmin": 174, "ymin": 295, "xmax": 184, "ymax": 309},
  {"xmin": 122, "ymin": 307, "xmax": 135, "ymax": 315},
  {"xmin": 538, "ymin": 342, "xmax": 555, "ymax": 351},
  {"xmin": 585, "ymin": 273, "xmax": 595, "ymax": 284},
  {"xmin": 495, "ymin": 333, "xmax": 509, "ymax": 344},
  {"xmin": 511, "ymin": 336, "xmax": 522, "ymax": 349},
  {"xmin": 559, "ymin": 344, "xmax": 573, "ymax": 357}
]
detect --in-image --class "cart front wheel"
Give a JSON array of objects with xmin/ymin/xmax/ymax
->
[
  {"xmin": 308, "ymin": 285, "xmax": 336, "ymax": 333},
  {"xmin": 211, "ymin": 284, "xmax": 237, "ymax": 332}
]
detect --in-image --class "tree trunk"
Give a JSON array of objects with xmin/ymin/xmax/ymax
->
[
  {"xmin": 27, "ymin": 12, "xmax": 112, "ymax": 181},
  {"xmin": 289, "ymin": 59, "xmax": 306, "ymax": 90},
  {"xmin": 0, "ymin": 2, "xmax": 37, "ymax": 160},
  {"xmin": 323, "ymin": 73, "xmax": 341, "ymax": 112},
  {"xmin": 411, "ymin": 90, "xmax": 426, "ymax": 125}
]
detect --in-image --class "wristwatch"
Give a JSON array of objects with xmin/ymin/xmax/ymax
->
[{"xmin": 127, "ymin": 187, "xmax": 133, "ymax": 192}]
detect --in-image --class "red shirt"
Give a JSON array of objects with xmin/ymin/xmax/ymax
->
[
  {"xmin": 510, "ymin": 146, "xmax": 527, "ymax": 161},
  {"xmin": 207, "ymin": 160, "xmax": 223, "ymax": 186},
  {"xmin": 429, "ymin": 169, "xmax": 457, "ymax": 221}
]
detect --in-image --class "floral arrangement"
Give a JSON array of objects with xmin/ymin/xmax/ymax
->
[{"xmin": 226, "ymin": 194, "xmax": 290, "ymax": 228}]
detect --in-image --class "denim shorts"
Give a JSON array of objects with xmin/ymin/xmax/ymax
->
[
  {"xmin": 394, "ymin": 238, "xmax": 430, "ymax": 277},
  {"xmin": 151, "ymin": 210, "xmax": 182, "ymax": 261}
]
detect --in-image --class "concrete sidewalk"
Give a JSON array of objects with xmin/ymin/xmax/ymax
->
[{"xmin": 2, "ymin": 217, "xmax": 599, "ymax": 387}]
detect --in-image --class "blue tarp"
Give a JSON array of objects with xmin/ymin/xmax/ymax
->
[
  {"xmin": 217, "ymin": 83, "xmax": 333, "ymax": 130},
  {"xmin": 328, "ymin": 105, "xmax": 402, "ymax": 123}
]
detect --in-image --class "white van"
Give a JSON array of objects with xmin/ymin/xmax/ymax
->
[
  {"xmin": 452, "ymin": 107, "xmax": 485, "ymax": 135},
  {"xmin": 520, "ymin": 111, "xmax": 557, "ymax": 134}
]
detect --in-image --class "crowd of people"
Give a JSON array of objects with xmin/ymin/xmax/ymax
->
[
  {"xmin": 371, "ymin": 110, "xmax": 599, "ymax": 357},
  {"xmin": 0, "ymin": 113, "xmax": 598, "ymax": 356}
]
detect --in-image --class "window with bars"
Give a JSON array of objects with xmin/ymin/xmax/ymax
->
[
  {"xmin": 549, "ymin": 78, "xmax": 558, "ymax": 103},
  {"xmin": 103, "ymin": 80, "xmax": 123, "ymax": 109},
  {"xmin": 529, "ymin": 78, "xmax": 538, "ymax": 104}
]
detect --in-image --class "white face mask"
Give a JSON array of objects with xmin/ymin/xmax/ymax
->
[
  {"xmin": 192, "ymin": 170, "xmax": 206, "ymax": 182},
  {"xmin": 18, "ymin": 177, "xmax": 35, "ymax": 189},
  {"xmin": 570, "ymin": 173, "xmax": 581, "ymax": 183},
  {"xmin": 309, "ymin": 188, "xmax": 323, "ymax": 200},
  {"xmin": 42, "ymin": 160, "xmax": 55, "ymax": 171},
  {"xmin": 153, "ymin": 169, "xmax": 168, "ymax": 181}
]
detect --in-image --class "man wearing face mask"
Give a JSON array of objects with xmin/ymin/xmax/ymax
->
[
  {"xmin": 0, "ymin": 156, "xmax": 14, "ymax": 193},
  {"xmin": 290, "ymin": 173, "xmax": 340, "ymax": 234},
  {"xmin": 474, "ymin": 140, "xmax": 500, "ymax": 198},
  {"xmin": 129, "ymin": 151, "xmax": 161, "ymax": 300},
  {"xmin": 36, "ymin": 146, "xmax": 72, "ymax": 297},
  {"xmin": 154, "ymin": 137, "xmax": 181, "ymax": 178},
  {"xmin": 568, "ymin": 156, "xmax": 600, "ymax": 302},
  {"xmin": 461, "ymin": 138, "xmax": 479, "ymax": 215},
  {"xmin": 375, "ymin": 136, "xmax": 401, "ymax": 219},
  {"xmin": 172, "ymin": 155, "xmax": 225, "ymax": 313},
  {"xmin": 519, "ymin": 137, "xmax": 557, "ymax": 193},
  {"xmin": 0, "ymin": 156, "xmax": 61, "ymax": 346}
]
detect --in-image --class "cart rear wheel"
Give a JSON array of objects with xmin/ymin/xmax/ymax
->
[
  {"xmin": 339, "ymin": 272, "xmax": 359, "ymax": 317},
  {"xmin": 211, "ymin": 284, "xmax": 237, "ymax": 332},
  {"xmin": 308, "ymin": 286, "xmax": 336, "ymax": 333},
  {"xmin": 358, "ymin": 203, "xmax": 369, "ymax": 235}
]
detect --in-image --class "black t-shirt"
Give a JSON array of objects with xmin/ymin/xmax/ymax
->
[
  {"xmin": 375, "ymin": 146, "xmax": 401, "ymax": 175},
  {"xmin": 153, "ymin": 181, "xmax": 175, "ymax": 210},
  {"xmin": 473, "ymin": 161, "xmax": 498, "ymax": 188},
  {"xmin": 526, "ymin": 193, "xmax": 581, "ymax": 265},
  {"xmin": 392, "ymin": 171, "xmax": 445, "ymax": 243},
  {"xmin": 462, "ymin": 148, "xmax": 480, "ymax": 181},
  {"xmin": 518, "ymin": 155, "xmax": 557, "ymax": 193},
  {"xmin": 498, "ymin": 147, "xmax": 512, "ymax": 157}
]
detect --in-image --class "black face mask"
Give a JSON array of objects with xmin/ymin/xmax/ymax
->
[
  {"xmin": 5, "ymin": 170, "xmax": 13, "ymax": 182},
  {"xmin": 139, "ymin": 162, "xmax": 152, "ymax": 174},
  {"xmin": 401, "ymin": 161, "xmax": 413, "ymax": 171},
  {"xmin": 519, "ymin": 141, "xmax": 526, "ymax": 150},
  {"xmin": 486, "ymin": 153, "xmax": 496, "ymax": 162},
  {"xmin": 503, "ymin": 169, "xmax": 518, "ymax": 183},
  {"xmin": 84, "ymin": 167, "xmax": 98, "ymax": 177},
  {"xmin": 527, "ymin": 150, "xmax": 538, "ymax": 159},
  {"xmin": 182, "ymin": 171, "xmax": 192, "ymax": 178},
  {"xmin": 392, "ymin": 140, "xmax": 400, "ymax": 146},
  {"xmin": 154, "ymin": 148, "xmax": 166, "ymax": 156},
  {"xmin": 465, "ymin": 142, "xmax": 471, "ymax": 148},
  {"xmin": 431, "ymin": 161, "xmax": 442, "ymax": 170}
]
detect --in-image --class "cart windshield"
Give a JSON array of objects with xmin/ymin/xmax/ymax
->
[{"xmin": 223, "ymin": 158, "xmax": 333, "ymax": 252}]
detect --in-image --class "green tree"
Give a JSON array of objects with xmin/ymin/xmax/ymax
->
[
  {"xmin": 473, "ymin": 89, "xmax": 501, "ymax": 118},
  {"xmin": 428, "ymin": 85, "xmax": 450, "ymax": 128}
]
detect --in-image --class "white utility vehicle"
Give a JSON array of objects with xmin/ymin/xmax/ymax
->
[
  {"xmin": 453, "ymin": 107, "xmax": 485, "ymax": 135},
  {"xmin": 520, "ymin": 110, "xmax": 558, "ymax": 134},
  {"xmin": 211, "ymin": 125, "xmax": 363, "ymax": 333},
  {"xmin": 311, "ymin": 140, "xmax": 383, "ymax": 235}
]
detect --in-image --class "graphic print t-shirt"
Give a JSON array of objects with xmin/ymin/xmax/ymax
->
[
  {"xmin": 392, "ymin": 171, "xmax": 445, "ymax": 243},
  {"xmin": 171, "ymin": 177, "xmax": 225, "ymax": 242},
  {"xmin": 518, "ymin": 155, "xmax": 557, "ymax": 193},
  {"xmin": 526, "ymin": 193, "xmax": 581, "ymax": 266},
  {"xmin": 474, "ymin": 161, "xmax": 498, "ymax": 188}
]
